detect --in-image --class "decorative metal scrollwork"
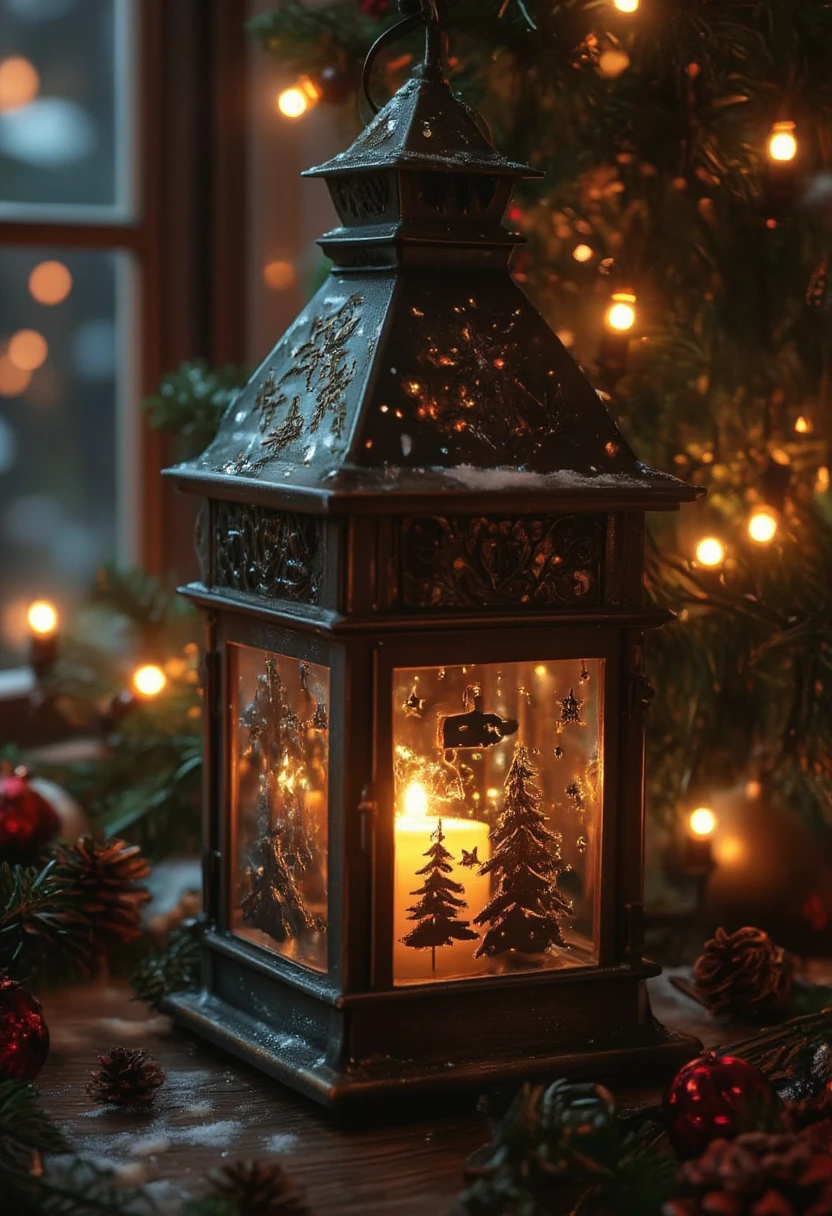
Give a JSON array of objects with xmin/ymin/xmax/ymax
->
[
  {"xmin": 401, "ymin": 513, "xmax": 604, "ymax": 609},
  {"xmin": 212, "ymin": 501, "xmax": 323, "ymax": 604}
]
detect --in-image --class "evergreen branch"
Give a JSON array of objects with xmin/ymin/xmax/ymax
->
[
  {"xmin": 144, "ymin": 360, "xmax": 250, "ymax": 462},
  {"xmin": 131, "ymin": 922, "xmax": 201, "ymax": 1009},
  {"xmin": 0, "ymin": 862, "xmax": 93, "ymax": 979}
]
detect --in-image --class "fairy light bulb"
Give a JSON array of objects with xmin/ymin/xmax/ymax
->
[
  {"xmin": 572, "ymin": 243, "xmax": 593, "ymax": 263},
  {"xmin": 689, "ymin": 807, "xmax": 717, "ymax": 839},
  {"xmin": 612, "ymin": 0, "xmax": 639, "ymax": 11},
  {"xmin": 794, "ymin": 415, "xmax": 811, "ymax": 434},
  {"xmin": 768, "ymin": 121, "xmax": 798, "ymax": 163},
  {"xmin": 748, "ymin": 508, "xmax": 778, "ymax": 544},
  {"xmin": 133, "ymin": 663, "xmax": 167, "ymax": 698},
  {"xmin": 605, "ymin": 291, "xmax": 637, "ymax": 333},
  {"xmin": 695, "ymin": 536, "xmax": 726, "ymax": 568},
  {"xmin": 27, "ymin": 600, "xmax": 58, "ymax": 636},
  {"xmin": 276, "ymin": 77, "xmax": 320, "ymax": 119}
]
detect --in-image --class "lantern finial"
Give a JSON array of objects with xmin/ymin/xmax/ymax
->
[{"xmin": 362, "ymin": 0, "xmax": 451, "ymax": 115}]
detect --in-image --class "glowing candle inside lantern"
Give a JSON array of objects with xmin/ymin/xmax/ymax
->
[{"xmin": 394, "ymin": 780, "xmax": 491, "ymax": 983}]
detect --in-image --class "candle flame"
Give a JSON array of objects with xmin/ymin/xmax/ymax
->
[
  {"xmin": 401, "ymin": 781, "xmax": 430, "ymax": 825},
  {"xmin": 27, "ymin": 600, "xmax": 58, "ymax": 636},
  {"xmin": 689, "ymin": 807, "xmax": 717, "ymax": 839}
]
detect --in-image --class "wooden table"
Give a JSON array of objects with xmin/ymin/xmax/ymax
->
[{"xmin": 35, "ymin": 974, "xmax": 741, "ymax": 1214}]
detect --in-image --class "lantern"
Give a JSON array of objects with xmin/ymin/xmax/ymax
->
[{"xmin": 165, "ymin": 5, "xmax": 702, "ymax": 1114}]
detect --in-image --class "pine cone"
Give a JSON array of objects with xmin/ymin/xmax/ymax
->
[
  {"xmin": 212, "ymin": 1160, "xmax": 307, "ymax": 1214},
  {"xmin": 54, "ymin": 836, "xmax": 151, "ymax": 949},
  {"xmin": 693, "ymin": 926, "xmax": 793, "ymax": 1019},
  {"xmin": 663, "ymin": 1131, "xmax": 832, "ymax": 1215},
  {"xmin": 87, "ymin": 1047, "xmax": 165, "ymax": 1107}
]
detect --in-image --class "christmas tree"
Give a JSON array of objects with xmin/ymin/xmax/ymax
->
[
  {"xmin": 475, "ymin": 745, "xmax": 573, "ymax": 959},
  {"xmin": 402, "ymin": 819, "xmax": 478, "ymax": 974},
  {"xmin": 245, "ymin": 0, "xmax": 832, "ymax": 844}
]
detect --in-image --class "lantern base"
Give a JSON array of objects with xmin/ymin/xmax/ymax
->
[{"xmin": 165, "ymin": 982, "xmax": 700, "ymax": 1120}]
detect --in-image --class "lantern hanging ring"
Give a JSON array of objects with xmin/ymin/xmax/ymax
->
[{"xmin": 361, "ymin": 0, "xmax": 451, "ymax": 115}]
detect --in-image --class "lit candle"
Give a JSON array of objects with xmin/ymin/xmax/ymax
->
[
  {"xmin": 685, "ymin": 806, "xmax": 717, "ymax": 873},
  {"xmin": 394, "ymin": 781, "xmax": 490, "ymax": 983},
  {"xmin": 27, "ymin": 599, "xmax": 58, "ymax": 678}
]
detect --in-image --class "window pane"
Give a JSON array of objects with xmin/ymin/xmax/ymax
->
[
  {"xmin": 231, "ymin": 645, "xmax": 329, "ymax": 974},
  {"xmin": 0, "ymin": 0, "xmax": 134, "ymax": 216},
  {"xmin": 0, "ymin": 245, "xmax": 132, "ymax": 667},
  {"xmin": 393, "ymin": 659, "xmax": 602, "ymax": 985}
]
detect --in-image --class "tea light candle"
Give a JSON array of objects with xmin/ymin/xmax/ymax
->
[{"xmin": 394, "ymin": 781, "xmax": 490, "ymax": 983}]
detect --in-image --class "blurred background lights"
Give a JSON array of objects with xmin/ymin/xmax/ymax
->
[
  {"xmin": 276, "ymin": 78, "xmax": 320, "ymax": 119},
  {"xmin": 0, "ymin": 56, "xmax": 39, "ymax": 111},
  {"xmin": 695, "ymin": 536, "xmax": 726, "ymax": 567},
  {"xmin": 605, "ymin": 291, "xmax": 637, "ymax": 332},
  {"xmin": 0, "ymin": 97, "xmax": 97, "ymax": 167},
  {"xmin": 612, "ymin": 0, "xmax": 639, "ymax": 11},
  {"xmin": 794, "ymin": 415, "xmax": 812, "ymax": 434},
  {"xmin": 689, "ymin": 807, "xmax": 717, "ymax": 838},
  {"xmin": 27, "ymin": 599, "xmax": 58, "ymax": 636},
  {"xmin": 133, "ymin": 664, "xmax": 167, "ymax": 698},
  {"xmin": 572, "ymin": 243, "xmax": 593, "ymax": 263},
  {"xmin": 262, "ymin": 259, "xmax": 297, "ymax": 291},
  {"xmin": 8, "ymin": 329, "xmax": 47, "ymax": 371},
  {"xmin": 0, "ymin": 355, "xmax": 31, "ymax": 397},
  {"xmin": 29, "ymin": 260, "xmax": 72, "ymax": 305},
  {"xmin": 768, "ymin": 120, "xmax": 798, "ymax": 163},
  {"xmin": 748, "ymin": 508, "xmax": 778, "ymax": 544}
]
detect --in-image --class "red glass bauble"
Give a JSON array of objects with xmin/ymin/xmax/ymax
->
[
  {"xmin": 0, "ymin": 768, "xmax": 61, "ymax": 864},
  {"xmin": 663, "ymin": 1052, "xmax": 776, "ymax": 1158},
  {"xmin": 360, "ymin": 0, "xmax": 389, "ymax": 16},
  {"xmin": 0, "ymin": 976, "xmax": 49, "ymax": 1081}
]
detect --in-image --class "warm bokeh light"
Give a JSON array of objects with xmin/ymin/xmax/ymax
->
[
  {"xmin": 768, "ymin": 121, "xmax": 798, "ymax": 163},
  {"xmin": 27, "ymin": 600, "xmax": 58, "ymax": 637},
  {"xmin": 695, "ymin": 536, "xmax": 726, "ymax": 568},
  {"xmin": 794, "ymin": 415, "xmax": 812, "ymax": 434},
  {"xmin": 534, "ymin": 664, "xmax": 547, "ymax": 677},
  {"xmin": 402, "ymin": 781, "xmax": 429, "ymax": 822},
  {"xmin": 262, "ymin": 259, "xmax": 297, "ymax": 291},
  {"xmin": 598, "ymin": 49, "xmax": 631, "ymax": 79},
  {"xmin": 817, "ymin": 466, "xmax": 830, "ymax": 494},
  {"xmin": 133, "ymin": 663, "xmax": 167, "ymax": 698},
  {"xmin": 572, "ymin": 243, "xmax": 593, "ymax": 263},
  {"xmin": 689, "ymin": 807, "xmax": 717, "ymax": 839},
  {"xmin": 612, "ymin": 0, "xmax": 639, "ymax": 10},
  {"xmin": 0, "ymin": 355, "xmax": 31, "ymax": 397},
  {"xmin": 8, "ymin": 329, "xmax": 48, "ymax": 371},
  {"xmin": 29, "ymin": 260, "xmax": 72, "ymax": 306},
  {"xmin": 276, "ymin": 78, "xmax": 320, "ymax": 119},
  {"xmin": 0, "ymin": 56, "xmax": 39, "ymax": 112},
  {"xmin": 605, "ymin": 291, "xmax": 637, "ymax": 333},
  {"xmin": 748, "ymin": 508, "xmax": 778, "ymax": 544}
]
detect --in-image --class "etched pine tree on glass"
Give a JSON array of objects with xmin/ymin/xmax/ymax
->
[{"xmin": 401, "ymin": 819, "xmax": 478, "ymax": 976}]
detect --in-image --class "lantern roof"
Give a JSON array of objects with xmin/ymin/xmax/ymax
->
[{"xmin": 170, "ymin": 35, "xmax": 699, "ymax": 515}]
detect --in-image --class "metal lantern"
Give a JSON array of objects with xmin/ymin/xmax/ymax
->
[{"xmin": 166, "ymin": 7, "xmax": 702, "ymax": 1115}]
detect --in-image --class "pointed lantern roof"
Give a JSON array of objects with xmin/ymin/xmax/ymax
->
[{"xmin": 171, "ymin": 33, "xmax": 697, "ymax": 515}]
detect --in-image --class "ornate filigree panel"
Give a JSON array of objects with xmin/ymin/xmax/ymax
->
[
  {"xmin": 212, "ymin": 502, "xmax": 323, "ymax": 604},
  {"xmin": 331, "ymin": 173, "xmax": 391, "ymax": 221},
  {"xmin": 400, "ymin": 514, "xmax": 604, "ymax": 610}
]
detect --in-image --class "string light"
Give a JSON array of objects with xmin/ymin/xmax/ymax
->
[
  {"xmin": 27, "ymin": 600, "xmax": 58, "ymax": 636},
  {"xmin": 816, "ymin": 466, "xmax": 830, "ymax": 494},
  {"xmin": 8, "ymin": 330, "xmax": 47, "ymax": 371},
  {"xmin": 695, "ymin": 536, "xmax": 726, "ymax": 568},
  {"xmin": 133, "ymin": 664, "xmax": 167, "ymax": 698},
  {"xmin": 262, "ymin": 260, "xmax": 297, "ymax": 291},
  {"xmin": 767, "ymin": 120, "xmax": 798, "ymax": 164},
  {"xmin": 605, "ymin": 291, "xmax": 637, "ymax": 333},
  {"xmin": 748, "ymin": 508, "xmax": 778, "ymax": 544},
  {"xmin": 612, "ymin": 0, "xmax": 639, "ymax": 11},
  {"xmin": 0, "ymin": 56, "xmax": 38, "ymax": 112},
  {"xmin": 689, "ymin": 807, "xmax": 717, "ymax": 839},
  {"xmin": 572, "ymin": 244, "xmax": 593, "ymax": 263},
  {"xmin": 276, "ymin": 77, "xmax": 321, "ymax": 119},
  {"xmin": 794, "ymin": 415, "xmax": 812, "ymax": 434},
  {"xmin": 29, "ymin": 260, "xmax": 72, "ymax": 306}
]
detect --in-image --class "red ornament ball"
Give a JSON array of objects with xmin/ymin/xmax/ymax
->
[
  {"xmin": 0, "ymin": 767, "xmax": 61, "ymax": 864},
  {"xmin": 664, "ymin": 1052, "xmax": 776, "ymax": 1158},
  {"xmin": 360, "ymin": 0, "xmax": 389, "ymax": 15},
  {"xmin": 0, "ymin": 975, "xmax": 49, "ymax": 1081}
]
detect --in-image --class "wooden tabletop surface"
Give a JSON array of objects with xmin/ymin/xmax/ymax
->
[{"xmin": 35, "ymin": 973, "xmax": 743, "ymax": 1215}]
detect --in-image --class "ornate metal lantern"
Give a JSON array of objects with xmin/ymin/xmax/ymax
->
[{"xmin": 166, "ymin": 6, "xmax": 702, "ymax": 1114}]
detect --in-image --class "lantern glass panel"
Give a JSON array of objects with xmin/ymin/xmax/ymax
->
[
  {"xmin": 392, "ymin": 658, "xmax": 602, "ymax": 985},
  {"xmin": 230, "ymin": 644, "xmax": 329, "ymax": 973}
]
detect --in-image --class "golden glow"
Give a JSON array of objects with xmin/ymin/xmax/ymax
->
[
  {"xmin": 748, "ymin": 508, "xmax": 778, "ymax": 544},
  {"xmin": 612, "ymin": 0, "xmax": 639, "ymax": 10},
  {"xmin": 29, "ymin": 261, "xmax": 72, "ymax": 306},
  {"xmin": 715, "ymin": 835, "xmax": 745, "ymax": 865},
  {"xmin": 27, "ymin": 600, "xmax": 58, "ymax": 636},
  {"xmin": 534, "ymin": 664, "xmax": 547, "ymax": 677},
  {"xmin": 816, "ymin": 466, "xmax": 830, "ymax": 494},
  {"xmin": 572, "ymin": 243, "xmax": 593, "ymax": 263},
  {"xmin": 689, "ymin": 807, "xmax": 717, "ymax": 839},
  {"xmin": 132, "ymin": 663, "xmax": 167, "ymax": 698},
  {"xmin": 0, "ymin": 355, "xmax": 31, "ymax": 397},
  {"xmin": 401, "ymin": 780, "xmax": 429, "ymax": 824},
  {"xmin": 768, "ymin": 121, "xmax": 798, "ymax": 163},
  {"xmin": 794, "ymin": 415, "xmax": 812, "ymax": 434},
  {"xmin": 0, "ymin": 56, "xmax": 39, "ymax": 112},
  {"xmin": 262, "ymin": 259, "xmax": 297, "ymax": 291},
  {"xmin": 605, "ymin": 291, "xmax": 637, "ymax": 333},
  {"xmin": 487, "ymin": 787, "xmax": 499, "ymax": 800},
  {"xmin": 8, "ymin": 330, "xmax": 47, "ymax": 371},
  {"xmin": 276, "ymin": 77, "xmax": 320, "ymax": 119},
  {"xmin": 695, "ymin": 536, "xmax": 726, "ymax": 568}
]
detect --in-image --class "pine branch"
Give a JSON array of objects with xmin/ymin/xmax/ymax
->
[
  {"xmin": 131, "ymin": 922, "xmax": 201, "ymax": 1009},
  {"xmin": 0, "ymin": 862, "xmax": 93, "ymax": 980},
  {"xmin": 144, "ymin": 360, "xmax": 250, "ymax": 462}
]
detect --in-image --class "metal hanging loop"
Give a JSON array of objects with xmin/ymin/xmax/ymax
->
[{"xmin": 361, "ymin": 0, "xmax": 450, "ymax": 116}]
